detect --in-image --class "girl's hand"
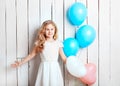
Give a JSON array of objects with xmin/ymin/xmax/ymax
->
[{"xmin": 11, "ymin": 61, "xmax": 21, "ymax": 68}]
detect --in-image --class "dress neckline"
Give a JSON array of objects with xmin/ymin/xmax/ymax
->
[{"xmin": 45, "ymin": 40, "xmax": 56, "ymax": 44}]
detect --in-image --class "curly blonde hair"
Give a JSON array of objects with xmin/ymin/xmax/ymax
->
[{"xmin": 35, "ymin": 20, "xmax": 58, "ymax": 53}]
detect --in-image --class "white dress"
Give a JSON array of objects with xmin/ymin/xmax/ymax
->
[{"xmin": 35, "ymin": 40, "xmax": 64, "ymax": 86}]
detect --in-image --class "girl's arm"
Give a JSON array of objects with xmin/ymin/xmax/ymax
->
[
  {"xmin": 11, "ymin": 46, "xmax": 38, "ymax": 68},
  {"xmin": 59, "ymin": 47, "xmax": 67, "ymax": 64}
]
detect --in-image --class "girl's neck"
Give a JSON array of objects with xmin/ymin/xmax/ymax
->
[{"xmin": 46, "ymin": 38, "xmax": 55, "ymax": 42}]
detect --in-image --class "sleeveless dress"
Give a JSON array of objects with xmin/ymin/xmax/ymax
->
[{"xmin": 35, "ymin": 40, "xmax": 64, "ymax": 86}]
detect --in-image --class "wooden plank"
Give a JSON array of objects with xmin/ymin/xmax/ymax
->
[
  {"xmin": 40, "ymin": 0, "xmax": 52, "ymax": 23},
  {"xmin": 99, "ymin": 0, "xmax": 111, "ymax": 85},
  {"xmin": 28, "ymin": 0, "xmax": 40, "ymax": 85},
  {"xmin": 0, "ymin": 0, "xmax": 6, "ymax": 85},
  {"xmin": 87, "ymin": 0, "xmax": 99, "ymax": 86},
  {"xmin": 111, "ymin": 0, "xmax": 120, "ymax": 85},
  {"xmin": 17, "ymin": 59, "xmax": 28, "ymax": 86},
  {"xmin": 16, "ymin": 0, "xmax": 29, "ymax": 84},
  {"xmin": 6, "ymin": 0, "xmax": 17, "ymax": 85},
  {"xmin": 16, "ymin": 0, "xmax": 28, "ymax": 58}
]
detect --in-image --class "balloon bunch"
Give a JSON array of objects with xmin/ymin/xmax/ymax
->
[{"xmin": 63, "ymin": 2, "xmax": 97, "ymax": 85}]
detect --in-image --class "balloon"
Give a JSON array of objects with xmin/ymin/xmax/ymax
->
[
  {"xmin": 76, "ymin": 25, "xmax": 96, "ymax": 48},
  {"xmin": 79, "ymin": 63, "xmax": 96, "ymax": 85},
  {"xmin": 67, "ymin": 2, "xmax": 87, "ymax": 26},
  {"xmin": 63, "ymin": 38, "xmax": 79, "ymax": 57},
  {"xmin": 66, "ymin": 56, "xmax": 87, "ymax": 77}
]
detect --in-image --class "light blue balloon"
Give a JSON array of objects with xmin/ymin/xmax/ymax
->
[
  {"xmin": 63, "ymin": 38, "xmax": 79, "ymax": 57},
  {"xmin": 76, "ymin": 25, "xmax": 96, "ymax": 48},
  {"xmin": 67, "ymin": 2, "xmax": 87, "ymax": 26}
]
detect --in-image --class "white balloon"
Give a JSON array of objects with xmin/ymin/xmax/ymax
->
[{"xmin": 66, "ymin": 56, "xmax": 87, "ymax": 77}]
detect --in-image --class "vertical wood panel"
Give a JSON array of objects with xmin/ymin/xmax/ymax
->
[
  {"xmin": 111, "ymin": 0, "xmax": 120, "ymax": 85},
  {"xmin": 87, "ymin": 0, "xmax": 99, "ymax": 86},
  {"xmin": 99, "ymin": 0, "xmax": 111, "ymax": 85},
  {"xmin": 17, "ymin": 59, "xmax": 28, "ymax": 86},
  {"xmin": 40, "ymin": 0, "xmax": 52, "ymax": 23},
  {"xmin": 28, "ymin": 0, "xmax": 40, "ymax": 85},
  {"xmin": 16, "ymin": 0, "xmax": 28, "ymax": 58},
  {"xmin": 0, "ymin": 0, "xmax": 6, "ymax": 85},
  {"xmin": 6, "ymin": 0, "xmax": 17, "ymax": 85},
  {"xmin": 16, "ymin": 0, "xmax": 29, "ymax": 85}
]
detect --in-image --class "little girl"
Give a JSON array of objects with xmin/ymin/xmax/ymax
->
[{"xmin": 11, "ymin": 20, "xmax": 67, "ymax": 86}]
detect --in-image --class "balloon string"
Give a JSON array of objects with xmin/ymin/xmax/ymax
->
[
  {"xmin": 76, "ymin": 48, "xmax": 84, "ymax": 58},
  {"xmin": 75, "ymin": 26, "xmax": 79, "ymax": 33}
]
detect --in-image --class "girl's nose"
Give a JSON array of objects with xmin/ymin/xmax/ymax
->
[{"xmin": 49, "ymin": 30, "xmax": 52, "ymax": 33}]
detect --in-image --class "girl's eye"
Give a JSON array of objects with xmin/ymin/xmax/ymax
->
[{"xmin": 46, "ymin": 28, "xmax": 49, "ymax": 31}]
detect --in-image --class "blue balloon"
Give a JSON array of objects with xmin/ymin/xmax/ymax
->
[
  {"xmin": 67, "ymin": 2, "xmax": 87, "ymax": 26},
  {"xmin": 63, "ymin": 38, "xmax": 79, "ymax": 57},
  {"xmin": 76, "ymin": 25, "xmax": 96, "ymax": 48}
]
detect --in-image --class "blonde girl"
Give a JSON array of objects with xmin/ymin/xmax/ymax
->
[{"xmin": 11, "ymin": 20, "xmax": 67, "ymax": 86}]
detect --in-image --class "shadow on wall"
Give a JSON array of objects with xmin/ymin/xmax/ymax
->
[{"xmin": 28, "ymin": 28, "xmax": 40, "ymax": 86}]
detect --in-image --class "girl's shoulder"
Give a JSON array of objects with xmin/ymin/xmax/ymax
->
[
  {"xmin": 55, "ymin": 39, "xmax": 62, "ymax": 43},
  {"xmin": 55, "ymin": 39, "xmax": 63, "ymax": 47}
]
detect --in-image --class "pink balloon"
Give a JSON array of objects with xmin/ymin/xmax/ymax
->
[{"xmin": 79, "ymin": 63, "xmax": 96, "ymax": 85}]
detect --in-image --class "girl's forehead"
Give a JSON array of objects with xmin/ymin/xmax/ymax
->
[{"xmin": 45, "ymin": 24, "xmax": 54, "ymax": 28}]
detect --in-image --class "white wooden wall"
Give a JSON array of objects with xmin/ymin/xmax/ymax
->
[{"xmin": 0, "ymin": 0, "xmax": 120, "ymax": 86}]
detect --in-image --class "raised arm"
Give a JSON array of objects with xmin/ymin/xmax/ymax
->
[{"xmin": 11, "ymin": 45, "xmax": 38, "ymax": 68}]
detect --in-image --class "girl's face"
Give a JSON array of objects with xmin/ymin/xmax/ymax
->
[{"xmin": 45, "ymin": 24, "xmax": 55, "ymax": 39}]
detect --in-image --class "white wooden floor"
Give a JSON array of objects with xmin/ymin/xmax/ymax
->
[{"xmin": 0, "ymin": 0, "xmax": 120, "ymax": 86}]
